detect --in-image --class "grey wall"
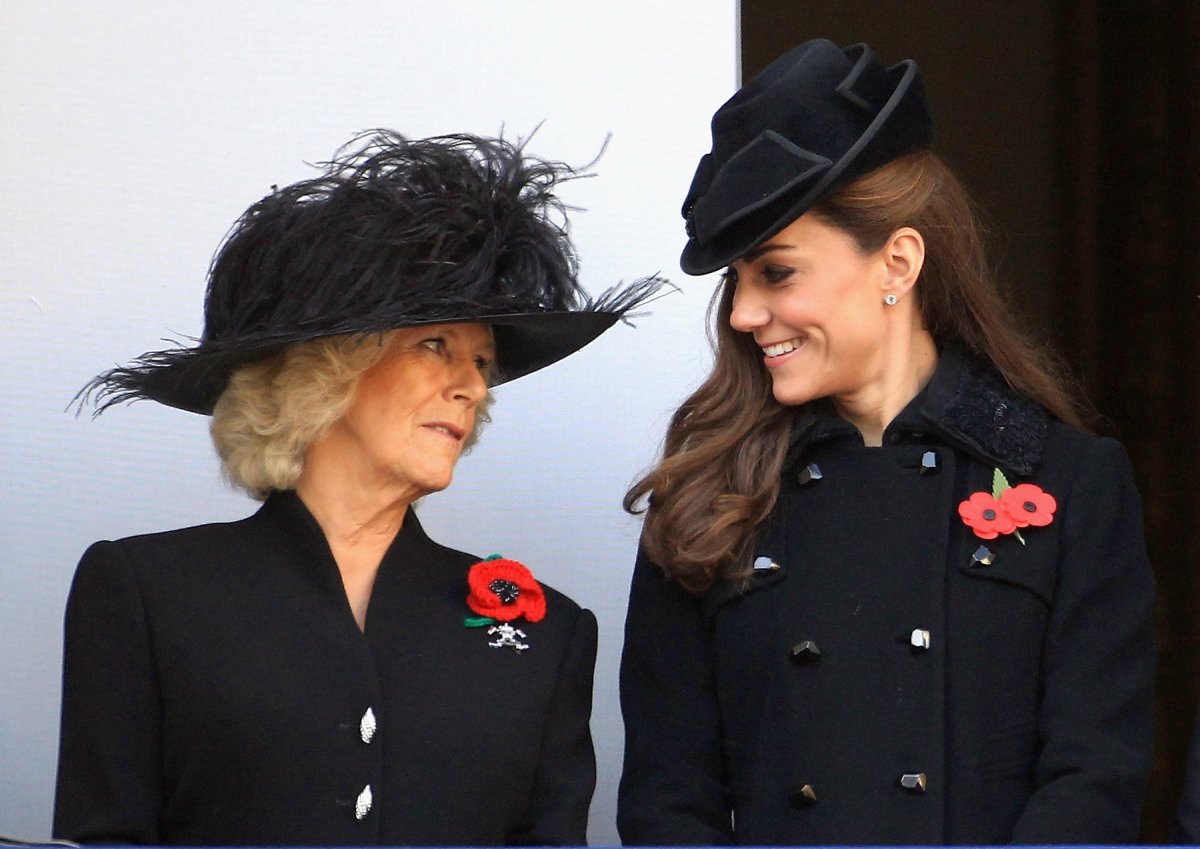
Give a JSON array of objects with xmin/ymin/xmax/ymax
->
[{"xmin": 0, "ymin": 2, "xmax": 738, "ymax": 842}]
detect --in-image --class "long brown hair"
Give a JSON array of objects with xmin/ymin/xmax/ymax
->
[{"xmin": 625, "ymin": 150, "xmax": 1087, "ymax": 593}]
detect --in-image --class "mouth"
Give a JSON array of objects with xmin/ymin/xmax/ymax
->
[
  {"xmin": 423, "ymin": 421, "xmax": 466, "ymax": 442},
  {"xmin": 760, "ymin": 336, "xmax": 806, "ymax": 362}
]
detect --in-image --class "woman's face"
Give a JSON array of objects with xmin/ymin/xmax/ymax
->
[
  {"xmin": 727, "ymin": 213, "xmax": 891, "ymax": 407},
  {"xmin": 331, "ymin": 322, "xmax": 493, "ymax": 499}
]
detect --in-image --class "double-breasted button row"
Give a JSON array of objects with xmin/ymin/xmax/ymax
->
[
  {"xmin": 790, "ymin": 773, "xmax": 929, "ymax": 809},
  {"xmin": 788, "ymin": 630, "xmax": 931, "ymax": 663},
  {"xmin": 795, "ymin": 450, "xmax": 940, "ymax": 486}
]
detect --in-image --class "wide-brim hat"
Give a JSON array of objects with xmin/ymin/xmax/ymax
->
[
  {"xmin": 81, "ymin": 132, "xmax": 666, "ymax": 415},
  {"xmin": 680, "ymin": 39, "xmax": 934, "ymax": 275}
]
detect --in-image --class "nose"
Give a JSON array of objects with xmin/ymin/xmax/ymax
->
[
  {"xmin": 729, "ymin": 280, "xmax": 769, "ymax": 333},
  {"xmin": 450, "ymin": 360, "xmax": 489, "ymax": 405}
]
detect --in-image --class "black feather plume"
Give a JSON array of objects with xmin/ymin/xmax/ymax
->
[{"xmin": 79, "ymin": 130, "xmax": 670, "ymax": 415}]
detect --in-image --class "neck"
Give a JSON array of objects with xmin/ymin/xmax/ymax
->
[
  {"xmin": 294, "ymin": 433, "xmax": 426, "ymax": 632},
  {"xmin": 294, "ymin": 432, "xmax": 424, "ymax": 553},
  {"xmin": 833, "ymin": 325, "xmax": 939, "ymax": 447}
]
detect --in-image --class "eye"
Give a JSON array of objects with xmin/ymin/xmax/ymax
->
[
  {"xmin": 420, "ymin": 337, "xmax": 446, "ymax": 354},
  {"xmin": 762, "ymin": 265, "xmax": 793, "ymax": 285},
  {"xmin": 474, "ymin": 355, "xmax": 495, "ymax": 380}
]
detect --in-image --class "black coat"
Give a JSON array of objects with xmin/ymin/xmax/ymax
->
[
  {"xmin": 54, "ymin": 490, "xmax": 596, "ymax": 846},
  {"xmin": 1175, "ymin": 703, "xmax": 1200, "ymax": 843},
  {"xmin": 618, "ymin": 350, "xmax": 1155, "ymax": 845}
]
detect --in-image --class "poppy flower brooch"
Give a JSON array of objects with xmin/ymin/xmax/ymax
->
[
  {"xmin": 958, "ymin": 468, "xmax": 1056, "ymax": 544},
  {"xmin": 464, "ymin": 554, "xmax": 546, "ymax": 652}
]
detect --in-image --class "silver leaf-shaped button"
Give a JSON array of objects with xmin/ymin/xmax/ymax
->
[
  {"xmin": 354, "ymin": 784, "xmax": 372, "ymax": 820},
  {"xmin": 360, "ymin": 707, "xmax": 376, "ymax": 744}
]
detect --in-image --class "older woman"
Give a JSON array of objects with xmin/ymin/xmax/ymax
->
[
  {"xmin": 55, "ymin": 131, "xmax": 661, "ymax": 846},
  {"xmin": 618, "ymin": 40, "xmax": 1155, "ymax": 844}
]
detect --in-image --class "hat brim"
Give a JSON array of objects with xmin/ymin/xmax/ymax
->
[
  {"xmin": 108, "ymin": 310, "xmax": 623, "ymax": 415},
  {"xmin": 680, "ymin": 58, "xmax": 931, "ymax": 276}
]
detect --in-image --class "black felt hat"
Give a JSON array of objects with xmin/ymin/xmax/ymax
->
[
  {"xmin": 82, "ymin": 131, "xmax": 665, "ymax": 415},
  {"xmin": 680, "ymin": 39, "xmax": 934, "ymax": 275}
]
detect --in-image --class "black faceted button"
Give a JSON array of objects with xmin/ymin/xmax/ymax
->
[
  {"xmin": 899, "ymin": 773, "xmax": 928, "ymax": 794},
  {"xmin": 971, "ymin": 544, "xmax": 995, "ymax": 567},
  {"xmin": 797, "ymin": 463, "xmax": 824, "ymax": 486},
  {"xmin": 789, "ymin": 783, "xmax": 818, "ymax": 808},
  {"xmin": 790, "ymin": 640, "xmax": 821, "ymax": 664},
  {"xmin": 919, "ymin": 450, "xmax": 939, "ymax": 475},
  {"xmin": 753, "ymin": 555, "xmax": 782, "ymax": 572}
]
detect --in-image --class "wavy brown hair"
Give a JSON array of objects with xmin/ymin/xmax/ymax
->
[{"xmin": 626, "ymin": 149, "xmax": 1087, "ymax": 593}]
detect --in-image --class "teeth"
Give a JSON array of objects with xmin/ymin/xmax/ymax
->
[
  {"xmin": 763, "ymin": 338, "xmax": 802, "ymax": 357},
  {"xmin": 431, "ymin": 425, "xmax": 454, "ymax": 437}
]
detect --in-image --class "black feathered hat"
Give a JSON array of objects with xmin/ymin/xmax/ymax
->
[
  {"xmin": 83, "ymin": 131, "xmax": 666, "ymax": 415},
  {"xmin": 680, "ymin": 39, "xmax": 934, "ymax": 275}
]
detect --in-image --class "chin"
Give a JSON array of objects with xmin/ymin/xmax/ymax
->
[{"xmin": 770, "ymin": 380, "xmax": 821, "ymax": 408}]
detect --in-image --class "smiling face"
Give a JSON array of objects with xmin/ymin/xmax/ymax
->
[
  {"xmin": 328, "ymin": 322, "xmax": 494, "ymax": 499},
  {"xmin": 727, "ymin": 212, "xmax": 894, "ymax": 408}
]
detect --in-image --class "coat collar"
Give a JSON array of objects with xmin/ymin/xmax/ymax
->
[
  {"xmin": 786, "ymin": 346, "xmax": 1049, "ymax": 476},
  {"xmin": 257, "ymin": 488, "xmax": 435, "ymax": 546},
  {"xmin": 251, "ymin": 489, "xmax": 450, "ymax": 612}
]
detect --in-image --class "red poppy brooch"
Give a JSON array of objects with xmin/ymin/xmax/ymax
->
[
  {"xmin": 958, "ymin": 468, "xmax": 1056, "ymax": 544},
  {"xmin": 464, "ymin": 554, "xmax": 546, "ymax": 652}
]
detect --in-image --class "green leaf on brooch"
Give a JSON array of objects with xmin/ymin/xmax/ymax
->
[
  {"xmin": 463, "ymin": 616, "xmax": 497, "ymax": 628},
  {"xmin": 992, "ymin": 467, "xmax": 1012, "ymax": 499}
]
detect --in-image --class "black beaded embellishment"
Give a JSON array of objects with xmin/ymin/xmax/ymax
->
[{"xmin": 489, "ymin": 579, "xmax": 520, "ymax": 604}]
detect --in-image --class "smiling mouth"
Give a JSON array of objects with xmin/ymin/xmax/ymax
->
[{"xmin": 761, "ymin": 336, "xmax": 805, "ymax": 358}]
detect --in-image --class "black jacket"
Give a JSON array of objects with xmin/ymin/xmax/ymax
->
[
  {"xmin": 54, "ymin": 491, "xmax": 597, "ymax": 845},
  {"xmin": 1175, "ymin": 703, "xmax": 1200, "ymax": 843},
  {"xmin": 618, "ymin": 350, "xmax": 1155, "ymax": 845}
]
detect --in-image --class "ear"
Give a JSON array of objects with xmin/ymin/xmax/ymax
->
[{"xmin": 880, "ymin": 227, "xmax": 925, "ymax": 302}]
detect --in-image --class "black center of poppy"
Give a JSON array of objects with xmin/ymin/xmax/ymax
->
[
  {"xmin": 489, "ymin": 579, "xmax": 520, "ymax": 604},
  {"xmin": 1023, "ymin": 501, "xmax": 1037, "ymax": 512},
  {"xmin": 982, "ymin": 509, "xmax": 997, "ymax": 521}
]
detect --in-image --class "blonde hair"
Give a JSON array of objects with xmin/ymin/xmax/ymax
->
[{"xmin": 211, "ymin": 332, "xmax": 492, "ymax": 500}]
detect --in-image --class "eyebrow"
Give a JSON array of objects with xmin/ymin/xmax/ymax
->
[{"xmin": 739, "ymin": 242, "xmax": 792, "ymax": 263}]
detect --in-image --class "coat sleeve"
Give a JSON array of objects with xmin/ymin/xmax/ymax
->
[
  {"xmin": 1011, "ymin": 437, "xmax": 1156, "ymax": 843},
  {"xmin": 508, "ymin": 605, "xmax": 598, "ymax": 846},
  {"xmin": 617, "ymin": 546, "xmax": 733, "ymax": 845},
  {"xmin": 54, "ymin": 540, "xmax": 163, "ymax": 844}
]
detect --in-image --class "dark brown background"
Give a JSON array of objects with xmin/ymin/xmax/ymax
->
[{"xmin": 741, "ymin": 1, "xmax": 1200, "ymax": 840}]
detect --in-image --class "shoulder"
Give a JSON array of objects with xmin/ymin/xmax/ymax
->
[
  {"xmin": 79, "ymin": 512, "xmax": 246, "ymax": 562},
  {"xmin": 79, "ymin": 509, "xmax": 257, "ymax": 563},
  {"xmin": 1036, "ymin": 420, "xmax": 1139, "ymax": 494}
]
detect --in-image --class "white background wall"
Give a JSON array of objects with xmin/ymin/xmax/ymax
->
[{"xmin": 0, "ymin": 2, "xmax": 737, "ymax": 842}]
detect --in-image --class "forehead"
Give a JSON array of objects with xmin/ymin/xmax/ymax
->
[{"xmin": 732, "ymin": 214, "xmax": 853, "ymax": 268}]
